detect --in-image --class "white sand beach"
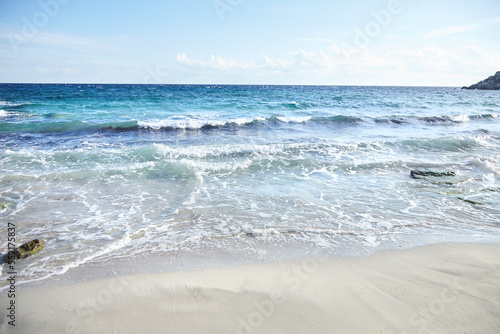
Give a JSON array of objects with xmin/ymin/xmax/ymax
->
[{"xmin": 1, "ymin": 243, "xmax": 499, "ymax": 334}]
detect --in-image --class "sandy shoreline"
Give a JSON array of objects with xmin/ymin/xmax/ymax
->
[{"xmin": 1, "ymin": 243, "xmax": 499, "ymax": 333}]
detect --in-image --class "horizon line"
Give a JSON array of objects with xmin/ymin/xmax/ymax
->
[{"xmin": 0, "ymin": 82, "xmax": 461, "ymax": 88}]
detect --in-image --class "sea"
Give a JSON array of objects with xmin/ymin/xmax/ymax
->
[{"xmin": 1, "ymin": 84, "xmax": 499, "ymax": 288}]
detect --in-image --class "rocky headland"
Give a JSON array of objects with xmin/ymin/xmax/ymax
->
[{"xmin": 462, "ymin": 71, "xmax": 500, "ymax": 90}]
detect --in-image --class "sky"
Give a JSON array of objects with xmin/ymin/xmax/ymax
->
[{"xmin": 0, "ymin": 0, "xmax": 499, "ymax": 86}]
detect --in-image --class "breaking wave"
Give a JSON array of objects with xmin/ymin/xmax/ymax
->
[{"xmin": 3, "ymin": 112, "xmax": 498, "ymax": 134}]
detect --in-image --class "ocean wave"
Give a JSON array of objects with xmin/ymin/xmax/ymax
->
[
  {"xmin": 417, "ymin": 114, "xmax": 470, "ymax": 124},
  {"xmin": 153, "ymin": 142, "xmax": 313, "ymax": 160},
  {"xmin": 0, "ymin": 120, "xmax": 139, "ymax": 134},
  {"xmin": 397, "ymin": 136, "xmax": 484, "ymax": 152},
  {"xmin": 0, "ymin": 100, "xmax": 31, "ymax": 108},
  {"xmin": 138, "ymin": 115, "xmax": 363, "ymax": 130},
  {"xmin": 1, "ymin": 112, "xmax": 499, "ymax": 134},
  {"xmin": 370, "ymin": 113, "xmax": 499, "ymax": 126},
  {"xmin": 137, "ymin": 117, "xmax": 265, "ymax": 130},
  {"xmin": 316, "ymin": 115, "xmax": 363, "ymax": 124},
  {"xmin": 276, "ymin": 116, "xmax": 312, "ymax": 123},
  {"xmin": 415, "ymin": 113, "xmax": 499, "ymax": 124},
  {"xmin": 470, "ymin": 113, "xmax": 500, "ymax": 120},
  {"xmin": 469, "ymin": 158, "xmax": 500, "ymax": 176},
  {"xmin": 0, "ymin": 101, "xmax": 15, "ymax": 107},
  {"xmin": 262, "ymin": 101, "xmax": 317, "ymax": 110}
]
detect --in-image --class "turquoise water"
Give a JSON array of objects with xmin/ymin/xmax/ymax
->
[{"xmin": 1, "ymin": 84, "xmax": 500, "ymax": 286}]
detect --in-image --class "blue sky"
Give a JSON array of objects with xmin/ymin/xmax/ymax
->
[{"xmin": 0, "ymin": 0, "xmax": 499, "ymax": 85}]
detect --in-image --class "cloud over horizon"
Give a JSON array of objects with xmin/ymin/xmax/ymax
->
[{"xmin": 171, "ymin": 44, "xmax": 500, "ymax": 86}]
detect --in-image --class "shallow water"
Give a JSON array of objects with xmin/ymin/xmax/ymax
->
[{"xmin": 1, "ymin": 84, "xmax": 499, "ymax": 288}]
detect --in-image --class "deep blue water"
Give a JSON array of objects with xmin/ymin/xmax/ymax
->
[{"xmin": 1, "ymin": 84, "xmax": 500, "ymax": 286}]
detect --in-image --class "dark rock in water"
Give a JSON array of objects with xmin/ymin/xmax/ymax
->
[
  {"xmin": 3, "ymin": 239, "xmax": 44, "ymax": 264},
  {"xmin": 481, "ymin": 187, "xmax": 500, "ymax": 193},
  {"xmin": 410, "ymin": 170, "xmax": 462, "ymax": 185},
  {"xmin": 410, "ymin": 170, "xmax": 456, "ymax": 179},
  {"xmin": 18, "ymin": 239, "xmax": 44, "ymax": 256},
  {"xmin": 462, "ymin": 71, "xmax": 500, "ymax": 90},
  {"xmin": 457, "ymin": 197, "xmax": 482, "ymax": 205}
]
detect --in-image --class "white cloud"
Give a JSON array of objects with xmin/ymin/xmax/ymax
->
[
  {"xmin": 423, "ymin": 25, "xmax": 477, "ymax": 39},
  {"xmin": 422, "ymin": 17, "xmax": 500, "ymax": 39},
  {"xmin": 176, "ymin": 53, "xmax": 254, "ymax": 71},
  {"xmin": 177, "ymin": 44, "xmax": 500, "ymax": 73},
  {"xmin": 0, "ymin": 25, "xmax": 95, "ymax": 50},
  {"xmin": 173, "ymin": 44, "xmax": 500, "ymax": 85},
  {"xmin": 385, "ymin": 45, "xmax": 500, "ymax": 74},
  {"xmin": 176, "ymin": 46, "xmax": 348, "ymax": 75},
  {"xmin": 0, "ymin": 24, "xmax": 141, "ymax": 61}
]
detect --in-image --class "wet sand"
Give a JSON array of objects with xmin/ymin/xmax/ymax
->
[{"xmin": 1, "ymin": 243, "xmax": 499, "ymax": 334}]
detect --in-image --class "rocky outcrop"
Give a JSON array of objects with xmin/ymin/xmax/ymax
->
[
  {"xmin": 2, "ymin": 239, "xmax": 45, "ymax": 264},
  {"xmin": 462, "ymin": 71, "xmax": 500, "ymax": 90},
  {"xmin": 410, "ymin": 170, "xmax": 463, "ymax": 185},
  {"xmin": 410, "ymin": 170, "xmax": 456, "ymax": 179}
]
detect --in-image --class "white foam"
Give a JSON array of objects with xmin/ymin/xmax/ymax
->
[
  {"xmin": 0, "ymin": 101, "xmax": 23, "ymax": 107},
  {"xmin": 277, "ymin": 116, "xmax": 312, "ymax": 123},
  {"xmin": 138, "ymin": 118, "xmax": 223, "ymax": 129},
  {"xmin": 452, "ymin": 114, "xmax": 470, "ymax": 123},
  {"xmin": 153, "ymin": 142, "xmax": 306, "ymax": 159},
  {"xmin": 138, "ymin": 116, "xmax": 264, "ymax": 130},
  {"xmin": 177, "ymin": 157, "xmax": 253, "ymax": 172},
  {"xmin": 469, "ymin": 158, "xmax": 500, "ymax": 176},
  {"xmin": 0, "ymin": 109, "xmax": 8, "ymax": 117},
  {"xmin": 232, "ymin": 117, "xmax": 266, "ymax": 125},
  {"xmin": 0, "ymin": 231, "xmax": 133, "ymax": 292}
]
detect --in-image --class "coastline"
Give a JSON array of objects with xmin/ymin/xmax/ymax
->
[
  {"xmin": 2, "ymin": 85, "xmax": 500, "ymax": 292},
  {"xmin": 1, "ymin": 242, "xmax": 499, "ymax": 334}
]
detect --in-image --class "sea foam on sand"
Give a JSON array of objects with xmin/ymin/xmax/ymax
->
[{"xmin": 1, "ymin": 243, "xmax": 499, "ymax": 334}]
